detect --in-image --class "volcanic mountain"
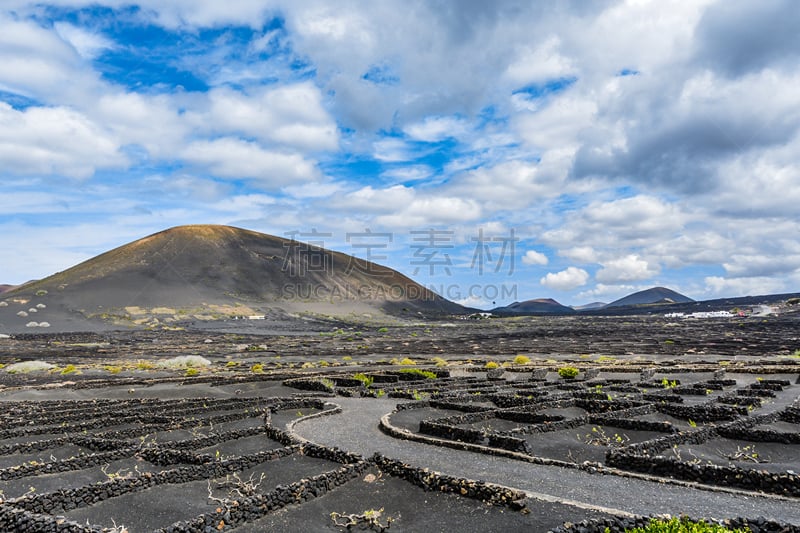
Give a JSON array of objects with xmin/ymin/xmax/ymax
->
[
  {"xmin": 0, "ymin": 285, "xmax": 15, "ymax": 294},
  {"xmin": 492, "ymin": 298, "xmax": 575, "ymax": 314},
  {"xmin": 0, "ymin": 225, "xmax": 466, "ymax": 331},
  {"xmin": 604, "ymin": 286, "xmax": 694, "ymax": 309}
]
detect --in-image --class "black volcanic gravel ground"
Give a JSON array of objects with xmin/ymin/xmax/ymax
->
[{"xmin": 294, "ymin": 396, "xmax": 800, "ymax": 524}]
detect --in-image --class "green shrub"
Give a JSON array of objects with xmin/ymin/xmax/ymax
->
[
  {"xmin": 136, "ymin": 360, "xmax": 154, "ymax": 370},
  {"xmin": 104, "ymin": 365, "xmax": 123, "ymax": 374},
  {"xmin": 60, "ymin": 364, "xmax": 78, "ymax": 375},
  {"xmin": 484, "ymin": 361, "xmax": 499, "ymax": 369},
  {"xmin": 377, "ymin": 327, "xmax": 389, "ymax": 333},
  {"xmin": 185, "ymin": 368, "xmax": 200, "ymax": 377},
  {"xmin": 394, "ymin": 357, "xmax": 416, "ymax": 366},
  {"xmin": 617, "ymin": 516, "xmax": 750, "ymax": 532},
  {"xmin": 513, "ymin": 355, "xmax": 531, "ymax": 365},
  {"xmin": 399, "ymin": 368, "xmax": 436, "ymax": 379},
  {"xmin": 225, "ymin": 361, "xmax": 238, "ymax": 367},
  {"xmin": 431, "ymin": 356, "xmax": 448, "ymax": 367},
  {"xmin": 558, "ymin": 366, "xmax": 579, "ymax": 379},
  {"xmin": 251, "ymin": 363, "xmax": 264, "ymax": 374},
  {"xmin": 319, "ymin": 359, "xmax": 330, "ymax": 367},
  {"xmin": 353, "ymin": 373, "xmax": 374, "ymax": 387}
]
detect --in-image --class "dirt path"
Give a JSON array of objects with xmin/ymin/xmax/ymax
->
[{"xmin": 293, "ymin": 397, "xmax": 800, "ymax": 525}]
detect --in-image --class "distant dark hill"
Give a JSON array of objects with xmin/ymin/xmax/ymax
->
[
  {"xmin": 492, "ymin": 298, "xmax": 575, "ymax": 315},
  {"xmin": 604, "ymin": 287, "xmax": 694, "ymax": 309},
  {"xmin": 0, "ymin": 285, "xmax": 15, "ymax": 294},
  {"xmin": 572, "ymin": 301, "xmax": 607, "ymax": 311},
  {"xmin": 0, "ymin": 225, "xmax": 466, "ymax": 331}
]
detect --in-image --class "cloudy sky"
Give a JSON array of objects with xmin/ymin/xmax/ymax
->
[{"xmin": 1, "ymin": 0, "xmax": 799, "ymax": 308}]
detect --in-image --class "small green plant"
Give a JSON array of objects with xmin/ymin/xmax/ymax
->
[
  {"xmin": 136, "ymin": 360, "xmax": 154, "ymax": 370},
  {"xmin": 353, "ymin": 373, "xmax": 374, "ymax": 387},
  {"xmin": 664, "ymin": 339, "xmax": 675, "ymax": 345},
  {"xmin": 331, "ymin": 508, "xmax": 394, "ymax": 530},
  {"xmin": 318, "ymin": 359, "xmax": 330, "ymax": 367},
  {"xmin": 485, "ymin": 361, "xmax": 499, "ymax": 369},
  {"xmin": 431, "ymin": 356, "xmax": 448, "ymax": 367},
  {"xmin": 374, "ymin": 389, "xmax": 385, "ymax": 398},
  {"xmin": 251, "ymin": 363, "xmax": 264, "ymax": 374},
  {"xmin": 60, "ymin": 364, "xmax": 78, "ymax": 375},
  {"xmin": 513, "ymin": 355, "xmax": 531, "ymax": 365},
  {"xmin": 411, "ymin": 389, "xmax": 427, "ymax": 401},
  {"xmin": 558, "ymin": 366, "xmax": 579, "ymax": 379},
  {"xmin": 661, "ymin": 378, "xmax": 678, "ymax": 389},
  {"xmin": 399, "ymin": 368, "xmax": 436, "ymax": 379},
  {"xmin": 342, "ymin": 356, "xmax": 353, "ymax": 361},
  {"xmin": 688, "ymin": 419, "xmax": 697, "ymax": 428},
  {"xmin": 582, "ymin": 426, "xmax": 629, "ymax": 447},
  {"xmin": 395, "ymin": 357, "xmax": 416, "ymax": 365},
  {"xmin": 320, "ymin": 378, "xmax": 335, "ymax": 392},
  {"xmin": 103, "ymin": 365, "xmax": 123, "ymax": 374},
  {"xmin": 185, "ymin": 368, "xmax": 200, "ymax": 377},
  {"xmin": 377, "ymin": 327, "xmax": 389, "ymax": 333},
  {"xmin": 35, "ymin": 290, "xmax": 48, "ymax": 296},
  {"xmin": 615, "ymin": 516, "xmax": 750, "ymax": 532},
  {"xmin": 225, "ymin": 361, "xmax": 238, "ymax": 368},
  {"xmin": 721, "ymin": 444, "xmax": 767, "ymax": 464},
  {"xmin": 246, "ymin": 344, "xmax": 265, "ymax": 352}
]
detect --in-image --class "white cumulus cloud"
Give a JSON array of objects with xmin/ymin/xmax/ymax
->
[
  {"xmin": 522, "ymin": 250, "xmax": 548, "ymax": 266},
  {"xmin": 540, "ymin": 266, "xmax": 589, "ymax": 291},
  {"xmin": 596, "ymin": 255, "xmax": 659, "ymax": 283}
]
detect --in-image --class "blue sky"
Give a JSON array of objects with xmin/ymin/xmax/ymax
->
[{"xmin": 1, "ymin": 1, "xmax": 800, "ymax": 308}]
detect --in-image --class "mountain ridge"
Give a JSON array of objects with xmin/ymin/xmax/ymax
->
[{"xmin": 0, "ymin": 225, "xmax": 466, "ymax": 331}]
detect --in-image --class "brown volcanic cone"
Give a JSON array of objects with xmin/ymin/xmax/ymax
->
[{"xmin": 0, "ymin": 225, "xmax": 464, "ymax": 331}]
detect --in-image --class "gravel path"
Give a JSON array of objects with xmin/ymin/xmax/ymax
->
[{"xmin": 293, "ymin": 397, "xmax": 800, "ymax": 525}]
